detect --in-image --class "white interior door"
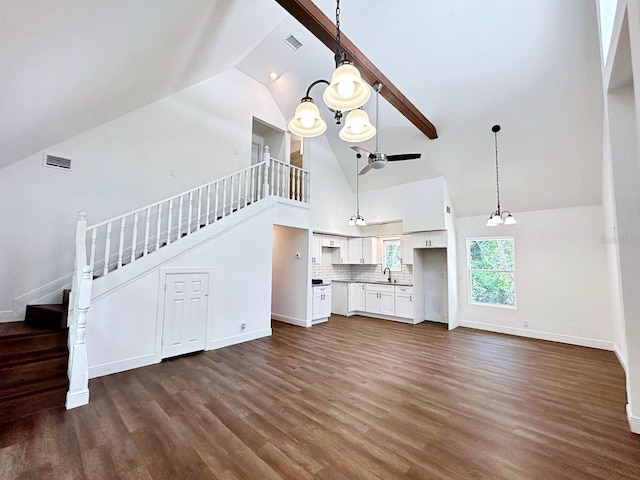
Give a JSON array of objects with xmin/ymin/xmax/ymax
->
[{"xmin": 162, "ymin": 272, "xmax": 209, "ymax": 359}]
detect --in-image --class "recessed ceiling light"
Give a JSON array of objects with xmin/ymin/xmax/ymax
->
[{"xmin": 269, "ymin": 71, "xmax": 278, "ymax": 80}]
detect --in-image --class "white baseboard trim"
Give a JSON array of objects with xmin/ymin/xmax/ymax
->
[
  {"xmin": 627, "ymin": 404, "xmax": 640, "ymax": 434},
  {"xmin": 458, "ymin": 319, "xmax": 615, "ymax": 351},
  {"xmin": 272, "ymin": 313, "xmax": 310, "ymax": 327},
  {"xmin": 207, "ymin": 328, "xmax": 271, "ymax": 351},
  {"xmin": 614, "ymin": 343, "xmax": 628, "ymax": 373},
  {"xmin": 89, "ymin": 353, "xmax": 158, "ymax": 379},
  {"xmin": 66, "ymin": 389, "xmax": 90, "ymax": 409},
  {"xmin": 350, "ymin": 310, "xmax": 416, "ymax": 325},
  {"xmin": 0, "ymin": 310, "xmax": 20, "ymax": 323},
  {"xmin": 13, "ymin": 272, "xmax": 73, "ymax": 318}
]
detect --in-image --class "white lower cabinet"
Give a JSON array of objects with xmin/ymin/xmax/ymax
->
[
  {"xmin": 394, "ymin": 286, "xmax": 414, "ymax": 319},
  {"xmin": 365, "ymin": 284, "xmax": 395, "ymax": 316},
  {"xmin": 312, "ymin": 285, "xmax": 332, "ymax": 323},
  {"xmin": 355, "ymin": 283, "xmax": 366, "ymax": 311}
]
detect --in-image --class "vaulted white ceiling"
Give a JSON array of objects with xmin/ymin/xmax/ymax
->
[{"xmin": 0, "ymin": 0, "xmax": 604, "ymax": 216}]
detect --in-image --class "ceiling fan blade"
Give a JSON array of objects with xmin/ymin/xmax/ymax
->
[
  {"xmin": 351, "ymin": 146, "xmax": 372, "ymax": 157},
  {"xmin": 387, "ymin": 153, "xmax": 422, "ymax": 161},
  {"xmin": 358, "ymin": 164, "xmax": 372, "ymax": 175}
]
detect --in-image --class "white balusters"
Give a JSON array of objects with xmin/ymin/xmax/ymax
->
[
  {"xmin": 155, "ymin": 203, "xmax": 162, "ymax": 251},
  {"xmin": 144, "ymin": 208, "xmax": 151, "ymax": 256},
  {"xmin": 103, "ymin": 222, "xmax": 112, "ymax": 276},
  {"xmin": 269, "ymin": 159, "xmax": 275, "ymax": 196},
  {"xmin": 214, "ymin": 182, "xmax": 220, "ymax": 222},
  {"xmin": 130, "ymin": 212, "xmax": 139, "ymax": 263},
  {"xmin": 262, "ymin": 163, "xmax": 268, "ymax": 199},
  {"xmin": 188, "ymin": 191, "xmax": 193, "ymax": 234},
  {"xmin": 81, "ymin": 161, "xmax": 309, "ymax": 282},
  {"xmin": 222, "ymin": 178, "xmax": 228, "ymax": 218},
  {"xmin": 90, "ymin": 228, "xmax": 97, "ymax": 272},
  {"xmin": 205, "ymin": 185, "xmax": 211, "ymax": 226},
  {"xmin": 176, "ymin": 195, "xmax": 184, "ymax": 240},
  {"xmin": 230, "ymin": 175, "xmax": 235, "ymax": 216},
  {"xmin": 167, "ymin": 199, "xmax": 173, "ymax": 245},
  {"xmin": 197, "ymin": 188, "xmax": 202, "ymax": 230},
  {"xmin": 117, "ymin": 217, "xmax": 126, "ymax": 268}
]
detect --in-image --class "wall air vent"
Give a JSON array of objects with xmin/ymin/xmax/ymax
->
[
  {"xmin": 284, "ymin": 34, "xmax": 303, "ymax": 51},
  {"xmin": 44, "ymin": 154, "xmax": 72, "ymax": 170}
]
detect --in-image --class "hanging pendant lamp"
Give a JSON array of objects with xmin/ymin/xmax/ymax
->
[
  {"xmin": 486, "ymin": 125, "xmax": 517, "ymax": 226},
  {"xmin": 348, "ymin": 153, "xmax": 366, "ymax": 226}
]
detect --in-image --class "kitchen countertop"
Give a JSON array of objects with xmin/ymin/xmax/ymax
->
[{"xmin": 331, "ymin": 280, "xmax": 413, "ymax": 287}]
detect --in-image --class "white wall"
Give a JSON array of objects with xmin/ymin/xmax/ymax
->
[
  {"xmin": 0, "ymin": 68, "xmax": 285, "ymax": 316},
  {"xmin": 306, "ymin": 135, "xmax": 358, "ymax": 236},
  {"xmin": 456, "ymin": 205, "xmax": 613, "ymax": 349},
  {"xmin": 359, "ymin": 177, "xmax": 447, "ymax": 232},
  {"xmin": 272, "ymin": 225, "xmax": 311, "ymax": 327},
  {"xmin": 599, "ymin": 0, "xmax": 640, "ymax": 433},
  {"xmin": 87, "ymin": 203, "xmax": 276, "ymax": 378}
]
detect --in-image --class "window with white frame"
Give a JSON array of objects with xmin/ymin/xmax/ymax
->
[
  {"xmin": 467, "ymin": 237, "xmax": 516, "ymax": 307},
  {"xmin": 382, "ymin": 238, "xmax": 401, "ymax": 271}
]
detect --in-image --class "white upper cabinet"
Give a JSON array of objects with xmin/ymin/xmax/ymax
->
[
  {"xmin": 331, "ymin": 236, "xmax": 349, "ymax": 264},
  {"xmin": 413, "ymin": 230, "xmax": 447, "ymax": 248},
  {"xmin": 321, "ymin": 236, "xmax": 338, "ymax": 247},
  {"xmin": 311, "ymin": 234, "xmax": 322, "ymax": 264},
  {"xmin": 401, "ymin": 234, "xmax": 413, "ymax": 265},
  {"xmin": 348, "ymin": 237, "xmax": 378, "ymax": 264}
]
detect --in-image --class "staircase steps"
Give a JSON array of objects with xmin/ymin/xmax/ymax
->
[{"xmin": 0, "ymin": 291, "xmax": 70, "ymax": 424}]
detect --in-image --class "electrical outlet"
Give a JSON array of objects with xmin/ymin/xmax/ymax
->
[
  {"xmin": 523, "ymin": 320, "xmax": 528, "ymax": 328},
  {"xmin": 241, "ymin": 323, "xmax": 246, "ymax": 330}
]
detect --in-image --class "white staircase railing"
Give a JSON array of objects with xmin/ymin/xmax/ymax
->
[{"xmin": 66, "ymin": 153, "xmax": 309, "ymax": 408}]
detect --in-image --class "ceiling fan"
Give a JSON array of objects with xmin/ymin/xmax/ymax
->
[{"xmin": 351, "ymin": 83, "xmax": 421, "ymax": 175}]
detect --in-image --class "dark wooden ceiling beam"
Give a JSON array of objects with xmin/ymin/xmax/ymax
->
[{"xmin": 274, "ymin": 0, "xmax": 438, "ymax": 139}]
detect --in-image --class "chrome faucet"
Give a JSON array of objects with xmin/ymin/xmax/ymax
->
[{"xmin": 383, "ymin": 267, "xmax": 391, "ymax": 283}]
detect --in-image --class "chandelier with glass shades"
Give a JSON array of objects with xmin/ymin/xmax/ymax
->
[
  {"xmin": 287, "ymin": 0, "xmax": 376, "ymax": 143},
  {"xmin": 486, "ymin": 125, "xmax": 517, "ymax": 226}
]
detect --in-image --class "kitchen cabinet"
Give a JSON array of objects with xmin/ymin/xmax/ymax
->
[
  {"xmin": 394, "ymin": 286, "xmax": 414, "ymax": 319},
  {"xmin": 348, "ymin": 237, "xmax": 378, "ymax": 264},
  {"xmin": 311, "ymin": 234, "xmax": 322, "ymax": 264},
  {"xmin": 321, "ymin": 235, "xmax": 338, "ymax": 247},
  {"xmin": 401, "ymin": 234, "xmax": 413, "ymax": 265},
  {"xmin": 355, "ymin": 283, "xmax": 366, "ymax": 311},
  {"xmin": 365, "ymin": 284, "xmax": 395, "ymax": 315},
  {"xmin": 312, "ymin": 285, "xmax": 332, "ymax": 323},
  {"xmin": 331, "ymin": 236, "xmax": 349, "ymax": 264},
  {"xmin": 413, "ymin": 230, "xmax": 447, "ymax": 248},
  {"xmin": 348, "ymin": 283, "xmax": 357, "ymax": 312}
]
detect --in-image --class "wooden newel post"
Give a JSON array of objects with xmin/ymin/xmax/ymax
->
[{"xmin": 66, "ymin": 211, "xmax": 91, "ymax": 409}]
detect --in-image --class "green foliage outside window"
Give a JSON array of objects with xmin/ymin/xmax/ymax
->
[
  {"xmin": 383, "ymin": 239, "xmax": 401, "ymax": 271},
  {"xmin": 468, "ymin": 238, "xmax": 516, "ymax": 307}
]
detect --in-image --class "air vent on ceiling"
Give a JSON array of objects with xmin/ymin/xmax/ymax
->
[
  {"xmin": 284, "ymin": 34, "xmax": 303, "ymax": 51},
  {"xmin": 44, "ymin": 154, "xmax": 72, "ymax": 170}
]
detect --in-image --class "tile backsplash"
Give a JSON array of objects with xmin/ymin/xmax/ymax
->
[{"xmin": 312, "ymin": 263, "xmax": 413, "ymax": 285}]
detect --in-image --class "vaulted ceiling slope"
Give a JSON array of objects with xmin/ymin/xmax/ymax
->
[
  {"xmin": 1, "ymin": 1, "xmax": 604, "ymax": 217},
  {"xmin": 0, "ymin": 0, "xmax": 286, "ymax": 170}
]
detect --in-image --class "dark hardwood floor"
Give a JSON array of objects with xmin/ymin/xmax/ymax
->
[{"xmin": 1, "ymin": 315, "xmax": 639, "ymax": 479}]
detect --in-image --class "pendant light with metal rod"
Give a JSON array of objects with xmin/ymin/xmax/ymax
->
[
  {"xmin": 348, "ymin": 153, "xmax": 366, "ymax": 226},
  {"xmin": 486, "ymin": 125, "xmax": 517, "ymax": 226},
  {"xmin": 288, "ymin": 0, "xmax": 373, "ymax": 141}
]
